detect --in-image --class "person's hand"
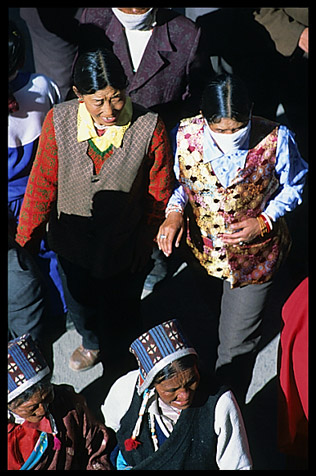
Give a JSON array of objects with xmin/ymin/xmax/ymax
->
[
  {"xmin": 299, "ymin": 27, "xmax": 308, "ymax": 54},
  {"xmin": 156, "ymin": 212, "xmax": 185, "ymax": 257},
  {"xmin": 219, "ymin": 218, "xmax": 261, "ymax": 245}
]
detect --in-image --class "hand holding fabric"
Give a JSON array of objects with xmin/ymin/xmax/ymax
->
[{"xmin": 219, "ymin": 218, "xmax": 261, "ymax": 245}]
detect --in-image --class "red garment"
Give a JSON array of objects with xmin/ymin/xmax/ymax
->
[
  {"xmin": 8, "ymin": 384, "xmax": 113, "ymax": 470},
  {"xmin": 8, "ymin": 424, "xmax": 40, "ymax": 470},
  {"xmin": 16, "ymin": 108, "xmax": 174, "ymax": 248},
  {"xmin": 278, "ymin": 277, "xmax": 308, "ymax": 459},
  {"xmin": 8, "ymin": 416, "xmax": 52, "ymax": 470}
]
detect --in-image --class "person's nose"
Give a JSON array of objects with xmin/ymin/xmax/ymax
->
[
  {"xmin": 101, "ymin": 100, "xmax": 114, "ymax": 117},
  {"xmin": 176, "ymin": 388, "xmax": 190, "ymax": 402},
  {"xmin": 34, "ymin": 403, "xmax": 47, "ymax": 417}
]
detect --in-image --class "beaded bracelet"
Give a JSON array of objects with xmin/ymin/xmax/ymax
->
[
  {"xmin": 261, "ymin": 212, "xmax": 273, "ymax": 232},
  {"xmin": 257, "ymin": 214, "xmax": 272, "ymax": 237},
  {"xmin": 165, "ymin": 204, "xmax": 184, "ymax": 218}
]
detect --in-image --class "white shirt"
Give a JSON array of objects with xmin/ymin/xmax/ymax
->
[
  {"xmin": 102, "ymin": 370, "xmax": 253, "ymax": 470},
  {"xmin": 125, "ymin": 29, "xmax": 152, "ymax": 72}
]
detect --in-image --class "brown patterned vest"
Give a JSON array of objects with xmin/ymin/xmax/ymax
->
[
  {"xmin": 177, "ymin": 115, "xmax": 291, "ymax": 288},
  {"xmin": 47, "ymin": 100, "xmax": 158, "ymax": 277},
  {"xmin": 53, "ymin": 99, "xmax": 157, "ymax": 217}
]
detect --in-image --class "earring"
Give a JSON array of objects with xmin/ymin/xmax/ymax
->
[{"xmin": 78, "ymin": 97, "xmax": 84, "ymax": 103}]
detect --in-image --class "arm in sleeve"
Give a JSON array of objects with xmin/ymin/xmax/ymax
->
[
  {"xmin": 264, "ymin": 125, "xmax": 308, "ymax": 222},
  {"xmin": 253, "ymin": 8, "xmax": 306, "ymax": 57},
  {"xmin": 214, "ymin": 390, "xmax": 253, "ymax": 470},
  {"xmin": 37, "ymin": 8, "xmax": 81, "ymax": 45},
  {"xmin": 101, "ymin": 370, "xmax": 139, "ymax": 432},
  {"xmin": 15, "ymin": 108, "xmax": 58, "ymax": 252},
  {"xmin": 145, "ymin": 117, "xmax": 176, "ymax": 231},
  {"xmin": 165, "ymin": 125, "xmax": 188, "ymax": 212},
  {"xmin": 184, "ymin": 25, "xmax": 214, "ymax": 116},
  {"xmin": 66, "ymin": 388, "xmax": 114, "ymax": 470}
]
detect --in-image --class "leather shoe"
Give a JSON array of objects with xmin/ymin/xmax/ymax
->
[{"xmin": 69, "ymin": 345, "xmax": 100, "ymax": 371}]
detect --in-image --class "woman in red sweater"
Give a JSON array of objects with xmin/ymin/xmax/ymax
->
[{"xmin": 16, "ymin": 48, "xmax": 174, "ymax": 372}]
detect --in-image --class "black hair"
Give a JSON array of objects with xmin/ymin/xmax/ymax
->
[
  {"xmin": 73, "ymin": 48, "xmax": 129, "ymax": 95},
  {"xmin": 9, "ymin": 20, "xmax": 25, "ymax": 77},
  {"xmin": 8, "ymin": 374, "xmax": 52, "ymax": 410},
  {"xmin": 151, "ymin": 354, "xmax": 198, "ymax": 387},
  {"xmin": 201, "ymin": 73, "xmax": 252, "ymax": 124}
]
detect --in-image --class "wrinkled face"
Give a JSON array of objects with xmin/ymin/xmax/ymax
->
[
  {"xmin": 208, "ymin": 117, "xmax": 248, "ymax": 134},
  {"xmin": 73, "ymin": 85, "xmax": 126, "ymax": 127},
  {"xmin": 118, "ymin": 8, "xmax": 151, "ymax": 15},
  {"xmin": 9, "ymin": 386, "xmax": 54, "ymax": 423},
  {"xmin": 154, "ymin": 365, "xmax": 200, "ymax": 410}
]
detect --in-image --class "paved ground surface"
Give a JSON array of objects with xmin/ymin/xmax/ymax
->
[
  {"xmin": 9, "ymin": 8, "xmax": 308, "ymax": 469},
  {"xmin": 51, "ymin": 187, "xmax": 308, "ymax": 471}
]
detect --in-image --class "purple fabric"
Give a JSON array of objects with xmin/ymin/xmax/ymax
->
[{"xmin": 80, "ymin": 8, "xmax": 212, "ymax": 127}]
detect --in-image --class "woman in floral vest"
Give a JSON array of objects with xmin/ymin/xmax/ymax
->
[{"xmin": 157, "ymin": 73, "xmax": 308, "ymax": 404}]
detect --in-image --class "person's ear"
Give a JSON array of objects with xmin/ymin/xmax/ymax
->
[{"xmin": 72, "ymin": 86, "xmax": 83, "ymax": 102}]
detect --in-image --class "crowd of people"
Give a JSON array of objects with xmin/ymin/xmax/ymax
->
[{"xmin": 8, "ymin": 7, "xmax": 308, "ymax": 470}]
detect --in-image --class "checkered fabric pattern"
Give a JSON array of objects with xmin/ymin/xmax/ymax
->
[
  {"xmin": 8, "ymin": 334, "xmax": 50, "ymax": 403},
  {"xmin": 130, "ymin": 319, "xmax": 197, "ymax": 394}
]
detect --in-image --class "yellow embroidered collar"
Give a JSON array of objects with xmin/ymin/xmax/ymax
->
[{"xmin": 77, "ymin": 96, "xmax": 132, "ymax": 151}]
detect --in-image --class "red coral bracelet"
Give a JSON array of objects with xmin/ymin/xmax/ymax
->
[{"xmin": 259, "ymin": 214, "xmax": 271, "ymax": 233}]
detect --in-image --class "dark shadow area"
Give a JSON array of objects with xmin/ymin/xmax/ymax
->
[
  {"xmin": 75, "ymin": 182, "xmax": 308, "ymax": 470},
  {"xmin": 140, "ymin": 248, "xmax": 222, "ymax": 375},
  {"xmin": 196, "ymin": 8, "xmax": 308, "ymax": 160},
  {"xmin": 243, "ymin": 377, "xmax": 286, "ymax": 469}
]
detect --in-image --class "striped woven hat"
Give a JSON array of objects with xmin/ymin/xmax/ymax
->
[
  {"xmin": 8, "ymin": 334, "xmax": 50, "ymax": 403},
  {"xmin": 129, "ymin": 319, "xmax": 197, "ymax": 395}
]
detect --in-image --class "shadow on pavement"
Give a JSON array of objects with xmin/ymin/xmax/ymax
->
[
  {"xmin": 78, "ymin": 188, "xmax": 308, "ymax": 469},
  {"xmin": 243, "ymin": 377, "xmax": 286, "ymax": 469}
]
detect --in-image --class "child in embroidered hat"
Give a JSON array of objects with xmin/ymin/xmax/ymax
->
[
  {"xmin": 101, "ymin": 319, "xmax": 253, "ymax": 470},
  {"xmin": 7, "ymin": 334, "xmax": 114, "ymax": 470}
]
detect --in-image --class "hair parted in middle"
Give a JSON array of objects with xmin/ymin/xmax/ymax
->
[
  {"xmin": 150, "ymin": 354, "xmax": 198, "ymax": 387},
  {"xmin": 73, "ymin": 48, "xmax": 129, "ymax": 95},
  {"xmin": 201, "ymin": 72, "xmax": 252, "ymax": 125}
]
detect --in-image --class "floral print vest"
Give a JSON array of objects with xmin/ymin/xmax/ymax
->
[{"xmin": 177, "ymin": 115, "xmax": 291, "ymax": 288}]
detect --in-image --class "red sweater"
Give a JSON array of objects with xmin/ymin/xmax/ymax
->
[{"xmin": 16, "ymin": 108, "xmax": 174, "ymax": 249}]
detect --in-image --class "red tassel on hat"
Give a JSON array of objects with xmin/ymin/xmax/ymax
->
[{"xmin": 124, "ymin": 437, "xmax": 141, "ymax": 451}]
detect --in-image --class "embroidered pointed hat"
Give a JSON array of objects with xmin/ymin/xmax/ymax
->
[
  {"xmin": 129, "ymin": 319, "xmax": 198, "ymax": 395},
  {"xmin": 8, "ymin": 334, "xmax": 51, "ymax": 403}
]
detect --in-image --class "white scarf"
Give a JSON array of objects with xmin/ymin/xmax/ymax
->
[
  {"xmin": 207, "ymin": 120, "xmax": 251, "ymax": 154},
  {"xmin": 112, "ymin": 8, "xmax": 156, "ymax": 31}
]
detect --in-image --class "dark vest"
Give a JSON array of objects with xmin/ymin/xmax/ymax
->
[
  {"xmin": 47, "ymin": 100, "xmax": 158, "ymax": 278},
  {"xmin": 116, "ymin": 381, "xmax": 227, "ymax": 470}
]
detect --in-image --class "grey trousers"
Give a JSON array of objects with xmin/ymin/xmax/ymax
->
[{"xmin": 215, "ymin": 279, "xmax": 273, "ymax": 404}]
